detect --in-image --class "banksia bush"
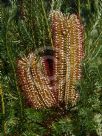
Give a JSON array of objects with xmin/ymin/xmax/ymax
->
[
  {"xmin": 1, "ymin": 0, "xmax": 102, "ymax": 135},
  {"xmin": 17, "ymin": 10, "xmax": 84, "ymax": 109}
]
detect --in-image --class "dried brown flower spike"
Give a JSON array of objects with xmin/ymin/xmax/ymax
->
[{"xmin": 17, "ymin": 10, "xmax": 84, "ymax": 109}]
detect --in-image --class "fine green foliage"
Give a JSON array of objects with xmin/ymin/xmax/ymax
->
[{"xmin": 0, "ymin": 0, "xmax": 102, "ymax": 136}]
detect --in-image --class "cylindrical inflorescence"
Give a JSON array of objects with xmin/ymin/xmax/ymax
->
[
  {"xmin": 50, "ymin": 10, "xmax": 83, "ymax": 106},
  {"xmin": 17, "ymin": 53, "xmax": 57, "ymax": 109},
  {"xmin": 64, "ymin": 14, "xmax": 83, "ymax": 106}
]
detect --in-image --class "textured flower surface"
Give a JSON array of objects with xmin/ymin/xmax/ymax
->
[{"xmin": 17, "ymin": 10, "xmax": 84, "ymax": 109}]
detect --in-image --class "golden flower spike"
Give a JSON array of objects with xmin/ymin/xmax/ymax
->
[
  {"xmin": 65, "ymin": 14, "xmax": 83, "ymax": 104},
  {"xmin": 50, "ymin": 10, "xmax": 84, "ymax": 106},
  {"xmin": 17, "ymin": 10, "xmax": 84, "ymax": 109}
]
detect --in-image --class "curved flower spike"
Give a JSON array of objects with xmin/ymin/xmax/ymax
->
[{"xmin": 17, "ymin": 53, "xmax": 57, "ymax": 109}]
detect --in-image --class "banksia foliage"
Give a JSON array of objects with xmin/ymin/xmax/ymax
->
[{"xmin": 17, "ymin": 10, "xmax": 84, "ymax": 109}]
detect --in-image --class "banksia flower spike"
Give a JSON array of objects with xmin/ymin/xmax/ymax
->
[
  {"xmin": 17, "ymin": 10, "xmax": 84, "ymax": 109},
  {"xmin": 17, "ymin": 53, "xmax": 57, "ymax": 109},
  {"xmin": 64, "ymin": 14, "xmax": 84, "ymax": 105},
  {"xmin": 50, "ymin": 10, "xmax": 84, "ymax": 106}
]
